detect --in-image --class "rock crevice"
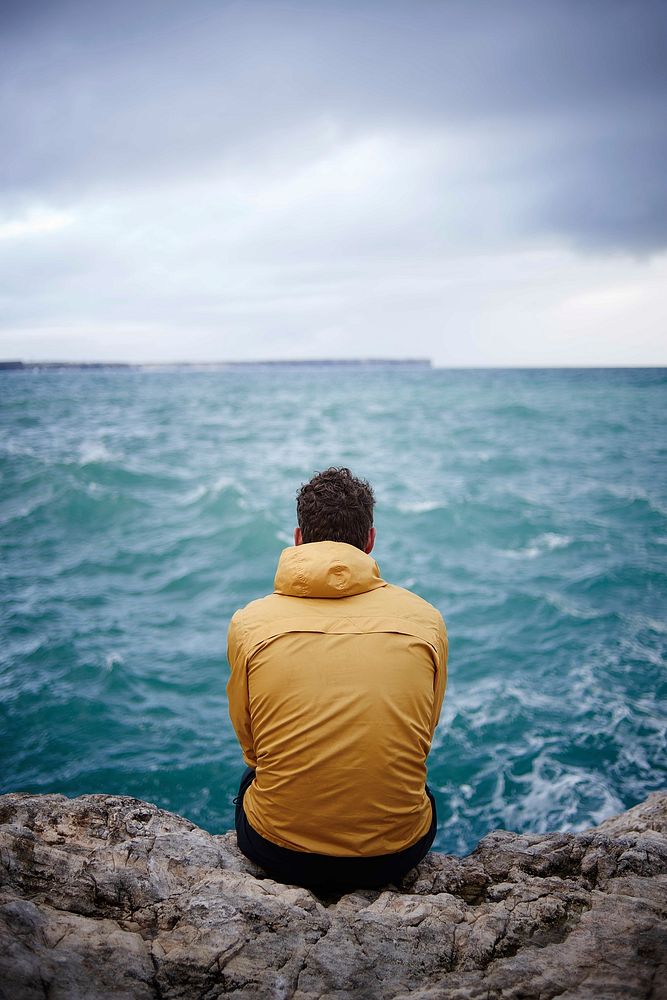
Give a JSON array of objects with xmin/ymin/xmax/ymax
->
[{"xmin": 1, "ymin": 791, "xmax": 666, "ymax": 999}]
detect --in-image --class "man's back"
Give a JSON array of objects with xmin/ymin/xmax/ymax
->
[{"xmin": 227, "ymin": 540, "xmax": 448, "ymax": 857}]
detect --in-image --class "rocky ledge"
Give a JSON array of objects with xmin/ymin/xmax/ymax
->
[{"xmin": 0, "ymin": 792, "xmax": 666, "ymax": 999}]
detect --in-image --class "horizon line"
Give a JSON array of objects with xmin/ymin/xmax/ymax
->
[{"xmin": 1, "ymin": 359, "xmax": 666, "ymax": 370}]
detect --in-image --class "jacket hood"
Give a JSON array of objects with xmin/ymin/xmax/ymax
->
[{"xmin": 274, "ymin": 540, "xmax": 386, "ymax": 599}]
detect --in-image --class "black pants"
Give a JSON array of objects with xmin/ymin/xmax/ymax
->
[{"xmin": 234, "ymin": 766, "xmax": 437, "ymax": 892}]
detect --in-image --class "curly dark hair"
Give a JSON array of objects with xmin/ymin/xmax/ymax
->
[{"xmin": 296, "ymin": 467, "xmax": 375, "ymax": 551}]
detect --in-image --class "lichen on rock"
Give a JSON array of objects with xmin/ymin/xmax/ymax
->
[{"xmin": 1, "ymin": 791, "xmax": 666, "ymax": 998}]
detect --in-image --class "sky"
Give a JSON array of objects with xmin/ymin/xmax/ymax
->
[{"xmin": 1, "ymin": 0, "xmax": 666, "ymax": 365}]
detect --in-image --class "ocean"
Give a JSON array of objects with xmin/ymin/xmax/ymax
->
[{"xmin": 1, "ymin": 366, "xmax": 665, "ymax": 855}]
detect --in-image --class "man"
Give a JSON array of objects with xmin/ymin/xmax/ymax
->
[{"xmin": 226, "ymin": 466, "xmax": 448, "ymax": 892}]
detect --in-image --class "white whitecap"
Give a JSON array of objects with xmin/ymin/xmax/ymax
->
[
  {"xmin": 541, "ymin": 532, "xmax": 572, "ymax": 550},
  {"xmin": 396, "ymin": 500, "xmax": 444, "ymax": 513},
  {"xmin": 3, "ymin": 440, "xmax": 35, "ymax": 457},
  {"xmin": 498, "ymin": 533, "xmax": 572, "ymax": 560},
  {"xmin": 105, "ymin": 651, "xmax": 124, "ymax": 670},
  {"xmin": 210, "ymin": 475, "xmax": 235, "ymax": 495},
  {"xmin": 78, "ymin": 441, "xmax": 117, "ymax": 465},
  {"xmin": 490, "ymin": 755, "xmax": 625, "ymax": 835},
  {"xmin": 179, "ymin": 484, "xmax": 208, "ymax": 504},
  {"xmin": 544, "ymin": 592, "xmax": 606, "ymax": 620}
]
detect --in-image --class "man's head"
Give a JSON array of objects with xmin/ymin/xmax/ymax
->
[{"xmin": 294, "ymin": 466, "xmax": 376, "ymax": 554}]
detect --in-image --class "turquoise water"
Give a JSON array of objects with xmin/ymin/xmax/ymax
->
[{"xmin": 1, "ymin": 367, "xmax": 665, "ymax": 855}]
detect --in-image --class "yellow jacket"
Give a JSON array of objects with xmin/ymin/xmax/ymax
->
[{"xmin": 226, "ymin": 540, "xmax": 448, "ymax": 857}]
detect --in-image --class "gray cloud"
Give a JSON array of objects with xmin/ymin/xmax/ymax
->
[
  {"xmin": 2, "ymin": 0, "xmax": 666, "ymax": 251},
  {"xmin": 1, "ymin": 0, "xmax": 666, "ymax": 364}
]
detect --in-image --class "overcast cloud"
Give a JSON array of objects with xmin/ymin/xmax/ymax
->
[{"xmin": 1, "ymin": 0, "xmax": 666, "ymax": 364}]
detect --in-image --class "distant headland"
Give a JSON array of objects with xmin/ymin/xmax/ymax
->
[{"xmin": 0, "ymin": 358, "xmax": 432, "ymax": 371}]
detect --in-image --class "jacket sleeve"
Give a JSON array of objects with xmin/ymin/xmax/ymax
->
[
  {"xmin": 226, "ymin": 611, "xmax": 257, "ymax": 768},
  {"xmin": 431, "ymin": 614, "xmax": 448, "ymax": 734}
]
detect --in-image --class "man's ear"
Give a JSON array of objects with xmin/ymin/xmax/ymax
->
[
  {"xmin": 294, "ymin": 527, "xmax": 303, "ymax": 546},
  {"xmin": 364, "ymin": 527, "xmax": 376, "ymax": 554}
]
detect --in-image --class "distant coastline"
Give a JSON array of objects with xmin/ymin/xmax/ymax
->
[{"xmin": 0, "ymin": 358, "xmax": 432, "ymax": 371}]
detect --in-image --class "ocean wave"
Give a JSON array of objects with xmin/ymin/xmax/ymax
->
[
  {"xmin": 489, "ymin": 757, "xmax": 626, "ymax": 834},
  {"xmin": 0, "ymin": 480, "xmax": 150, "ymax": 532},
  {"xmin": 580, "ymin": 483, "xmax": 667, "ymax": 519},
  {"xmin": 542, "ymin": 592, "xmax": 619, "ymax": 622},
  {"xmin": 183, "ymin": 476, "xmax": 248, "ymax": 512},
  {"xmin": 488, "ymin": 402, "xmax": 545, "ymax": 421},
  {"xmin": 104, "ymin": 651, "xmax": 124, "ymax": 671},
  {"xmin": 568, "ymin": 563, "xmax": 667, "ymax": 599},
  {"xmin": 0, "ymin": 440, "xmax": 36, "ymax": 458},
  {"xmin": 0, "ymin": 489, "xmax": 56, "ymax": 529},
  {"xmin": 497, "ymin": 532, "xmax": 572, "ymax": 559},
  {"xmin": 153, "ymin": 568, "xmax": 214, "ymax": 597},
  {"xmin": 76, "ymin": 441, "xmax": 119, "ymax": 465},
  {"xmin": 395, "ymin": 499, "xmax": 445, "ymax": 513},
  {"xmin": 178, "ymin": 484, "xmax": 209, "ymax": 505}
]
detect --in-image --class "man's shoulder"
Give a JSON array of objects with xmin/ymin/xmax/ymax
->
[
  {"xmin": 381, "ymin": 582, "xmax": 447, "ymax": 631},
  {"xmin": 230, "ymin": 591, "xmax": 283, "ymax": 627},
  {"xmin": 229, "ymin": 582, "xmax": 447, "ymax": 648}
]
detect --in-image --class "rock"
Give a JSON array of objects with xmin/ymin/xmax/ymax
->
[{"xmin": 0, "ymin": 791, "xmax": 666, "ymax": 999}]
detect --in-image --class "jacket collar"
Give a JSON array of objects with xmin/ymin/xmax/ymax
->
[{"xmin": 274, "ymin": 540, "xmax": 386, "ymax": 599}]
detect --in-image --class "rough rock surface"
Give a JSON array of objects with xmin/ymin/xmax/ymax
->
[{"xmin": 1, "ymin": 791, "xmax": 666, "ymax": 999}]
